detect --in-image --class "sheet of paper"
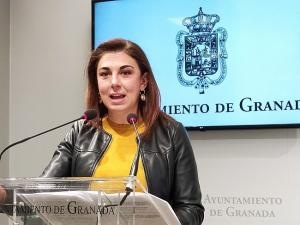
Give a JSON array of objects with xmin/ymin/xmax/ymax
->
[{"xmin": 18, "ymin": 191, "xmax": 181, "ymax": 225}]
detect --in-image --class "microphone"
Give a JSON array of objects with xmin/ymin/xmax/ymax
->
[
  {"xmin": 0, "ymin": 109, "xmax": 97, "ymax": 161},
  {"xmin": 126, "ymin": 113, "xmax": 141, "ymax": 177},
  {"xmin": 120, "ymin": 113, "xmax": 141, "ymax": 205}
]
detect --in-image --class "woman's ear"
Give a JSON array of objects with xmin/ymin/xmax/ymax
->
[{"xmin": 140, "ymin": 73, "xmax": 148, "ymax": 90}]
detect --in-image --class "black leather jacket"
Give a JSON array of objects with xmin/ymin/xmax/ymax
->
[{"xmin": 41, "ymin": 117, "xmax": 205, "ymax": 225}]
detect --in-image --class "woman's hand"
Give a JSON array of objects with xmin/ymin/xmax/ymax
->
[{"xmin": 0, "ymin": 186, "xmax": 7, "ymax": 203}]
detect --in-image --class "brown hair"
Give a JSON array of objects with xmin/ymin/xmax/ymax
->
[{"xmin": 85, "ymin": 38, "xmax": 168, "ymax": 138}]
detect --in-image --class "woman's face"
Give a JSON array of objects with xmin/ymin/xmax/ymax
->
[{"xmin": 97, "ymin": 51, "xmax": 147, "ymax": 123}]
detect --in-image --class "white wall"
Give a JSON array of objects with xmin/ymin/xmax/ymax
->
[
  {"xmin": 4, "ymin": 1, "xmax": 300, "ymax": 225},
  {"xmin": 10, "ymin": 0, "xmax": 90, "ymax": 176},
  {"xmin": 193, "ymin": 128, "xmax": 300, "ymax": 225},
  {"xmin": 0, "ymin": 0, "xmax": 10, "ymax": 176},
  {"xmin": 0, "ymin": 0, "xmax": 10, "ymax": 223}
]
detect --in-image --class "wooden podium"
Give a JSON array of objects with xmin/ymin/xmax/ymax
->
[{"xmin": 0, "ymin": 177, "xmax": 181, "ymax": 225}]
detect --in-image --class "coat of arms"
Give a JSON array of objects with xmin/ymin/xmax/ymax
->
[{"xmin": 176, "ymin": 8, "xmax": 228, "ymax": 94}]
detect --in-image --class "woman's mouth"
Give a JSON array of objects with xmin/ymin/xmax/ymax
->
[{"xmin": 110, "ymin": 93, "xmax": 126, "ymax": 99}]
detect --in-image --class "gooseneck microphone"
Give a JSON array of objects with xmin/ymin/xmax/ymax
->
[
  {"xmin": 120, "ymin": 113, "xmax": 142, "ymax": 205},
  {"xmin": 0, "ymin": 109, "xmax": 97, "ymax": 161},
  {"xmin": 127, "ymin": 113, "xmax": 141, "ymax": 178}
]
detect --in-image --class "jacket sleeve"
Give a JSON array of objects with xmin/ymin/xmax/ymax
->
[
  {"xmin": 171, "ymin": 122, "xmax": 205, "ymax": 225},
  {"xmin": 40, "ymin": 121, "xmax": 82, "ymax": 177}
]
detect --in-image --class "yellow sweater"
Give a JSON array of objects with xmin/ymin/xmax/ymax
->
[{"xmin": 92, "ymin": 116, "xmax": 147, "ymax": 192}]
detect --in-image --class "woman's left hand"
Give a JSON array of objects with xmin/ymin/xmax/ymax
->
[{"xmin": 0, "ymin": 186, "xmax": 7, "ymax": 203}]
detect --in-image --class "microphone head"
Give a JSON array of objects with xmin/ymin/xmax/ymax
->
[
  {"xmin": 127, "ymin": 113, "xmax": 138, "ymax": 124},
  {"xmin": 82, "ymin": 109, "xmax": 97, "ymax": 121}
]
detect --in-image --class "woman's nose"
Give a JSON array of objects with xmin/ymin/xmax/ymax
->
[{"xmin": 111, "ymin": 73, "xmax": 121, "ymax": 87}]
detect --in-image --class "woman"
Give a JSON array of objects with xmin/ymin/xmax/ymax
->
[{"xmin": 41, "ymin": 38, "xmax": 205, "ymax": 225}]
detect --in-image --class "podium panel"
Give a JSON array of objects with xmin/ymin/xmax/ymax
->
[{"xmin": 0, "ymin": 177, "xmax": 181, "ymax": 225}]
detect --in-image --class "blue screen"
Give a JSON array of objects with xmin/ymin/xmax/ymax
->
[{"xmin": 92, "ymin": 0, "xmax": 300, "ymax": 129}]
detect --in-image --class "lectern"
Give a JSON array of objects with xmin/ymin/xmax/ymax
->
[{"xmin": 0, "ymin": 177, "xmax": 181, "ymax": 225}]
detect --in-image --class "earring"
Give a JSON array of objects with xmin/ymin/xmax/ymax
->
[{"xmin": 140, "ymin": 90, "xmax": 146, "ymax": 102}]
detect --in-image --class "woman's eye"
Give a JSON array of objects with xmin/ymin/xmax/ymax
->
[
  {"xmin": 121, "ymin": 70, "xmax": 132, "ymax": 76},
  {"xmin": 98, "ymin": 72, "xmax": 109, "ymax": 78}
]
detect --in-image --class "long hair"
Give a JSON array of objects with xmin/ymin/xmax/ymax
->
[{"xmin": 85, "ymin": 38, "xmax": 167, "ymax": 138}]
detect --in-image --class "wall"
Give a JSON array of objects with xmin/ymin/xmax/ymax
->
[
  {"xmin": 193, "ymin": 128, "xmax": 300, "ymax": 225},
  {"xmin": 5, "ymin": 1, "xmax": 300, "ymax": 225},
  {"xmin": 0, "ymin": 0, "xmax": 10, "ymax": 176},
  {"xmin": 10, "ymin": 0, "xmax": 90, "ymax": 176},
  {"xmin": 0, "ymin": 0, "xmax": 10, "ymax": 224}
]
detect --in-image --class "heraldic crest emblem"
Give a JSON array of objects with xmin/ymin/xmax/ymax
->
[{"xmin": 176, "ymin": 8, "xmax": 228, "ymax": 94}]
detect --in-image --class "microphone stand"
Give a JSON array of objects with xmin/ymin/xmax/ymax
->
[
  {"xmin": 0, "ymin": 109, "xmax": 96, "ymax": 160},
  {"xmin": 120, "ymin": 120, "xmax": 141, "ymax": 205},
  {"xmin": 0, "ymin": 118, "xmax": 81, "ymax": 161}
]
